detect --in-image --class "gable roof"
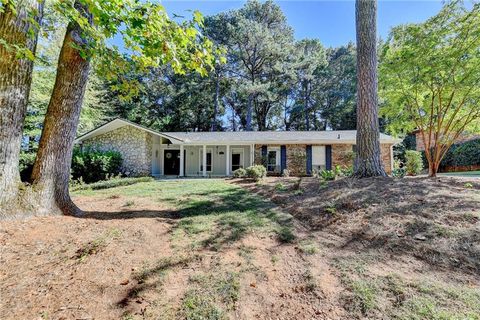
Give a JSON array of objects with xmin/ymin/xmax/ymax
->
[
  {"xmin": 75, "ymin": 118, "xmax": 401, "ymax": 145},
  {"xmin": 74, "ymin": 118, "xmax": 184, "ymax": 144}
]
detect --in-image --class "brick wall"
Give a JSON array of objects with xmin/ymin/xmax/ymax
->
[
  {"xmin": 415, "ymin": 131, "xmax": 480, "ymax": 151},
  {"xmin": 255, "ymin": 143, "xmax": 393, "ymax": 176}
]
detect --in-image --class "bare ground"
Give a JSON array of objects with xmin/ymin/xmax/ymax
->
[{"xmin": 1, "ymin": 177, "xmax": 479, "ymax": 319}]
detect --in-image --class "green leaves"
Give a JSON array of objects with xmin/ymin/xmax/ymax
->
[{"xmin": 379, "ymin": 1, "xmax": 480, "ymax": 138}]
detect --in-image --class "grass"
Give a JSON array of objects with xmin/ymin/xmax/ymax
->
[
  {"xmin": 73, "ymin": 179, "xmax": 295, "ymax": 317},
  {"xmin": 438, "ymin": 170, "xmax": 480, "ymax": 177}
]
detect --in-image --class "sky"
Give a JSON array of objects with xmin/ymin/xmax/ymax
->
[{"xmin": 161, "ymin": 0, "xmax": 445, "ymax": 47}]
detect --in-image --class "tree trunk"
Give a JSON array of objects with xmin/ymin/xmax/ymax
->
[
  {"xmin": 353, "ymin": 0, "xmax": 386, "ymax": 178},
  {"xmin": 30, "ymin": 1, "xmax": 92, "ymax": 216},
  {"xmin": 211, "ymin": 72, "xmax": 220, "ymax": 131},
  {"xmin": 246, "ymin": 94, "xmax": 253, "ymax": 131},
  {"xmin": 428, "ymin": 161, "xmax": 438, "ymax": 178},
  {"xmin": 304, "ymin": 83, "xmax": 310, "ymax": 131},
  {"xmin": 0, "ymin": 1, "xmax": 44, "ymax": 212}
]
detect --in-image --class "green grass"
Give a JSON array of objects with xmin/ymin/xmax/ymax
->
[{"xmin": 439, "ymin": 170, "xmax": 480, "ymax": 177}]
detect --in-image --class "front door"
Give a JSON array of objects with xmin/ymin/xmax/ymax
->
[{"xmin": 164, "ymin": 150, "xmax": 180, "ymax": 175}]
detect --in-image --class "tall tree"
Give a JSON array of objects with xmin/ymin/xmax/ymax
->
[
  {"xmin": 30, "ymin": 0, "xmax": 92, "ymax": 215},
  {"xmin": 353, "ymin": 0, "xmax": 386, "ymax": 177},
  {"xmin": 29, "ymin": 1, "xmax": 216, "ymax": 216},
  {"xmin": 380, "ymin": 1, "xmax": 480, "ymax": 177},
  {"xmin": 0, "ymin": 0, "xmax": 44, "ymax": 209}
]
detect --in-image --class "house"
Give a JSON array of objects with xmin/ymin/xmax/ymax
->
[
  {"xmin": 413, "ymin": 129, "xmax": 480, "ymax": 151},
  {"xmin": 74, "ymin": 118, "xmax": 400, "ymax": 177}
]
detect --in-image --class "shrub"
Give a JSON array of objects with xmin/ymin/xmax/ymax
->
[
  {"xmin": 19, "ymin": 151, "xmax": 36, "ymax": 182},
  {"xmin": 392, "ymin": 159, "xmax": 406, "ymax": 178},
  {"xmin": 319, "ymin": 169, "xmax": 336, "ymax": 181},
  {"xmin": 71, "ymin": 148, "xmax": 123, "ymax": 183},
  {"xmin": 405, "ymin": 150, "xmax": 423, "ymax": 176},
  {"xmin": 232, "ymin": 168, "xmax": 246, "ymax": 178},
  {"xmin": 246, "ymin": 165, "xmax": 267, "ymax": 181},
  {"xmin": 71, "ymin": 176, "xmax": 154, "ymax": 191},
  {"xmin": 440, "ymin": 138, "xmax": 480, "ymax": 169}
]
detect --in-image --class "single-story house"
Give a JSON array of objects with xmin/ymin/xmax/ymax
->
[{"xmin": 74, "ymin": 118, "xmax": 400, "ymax": 177}]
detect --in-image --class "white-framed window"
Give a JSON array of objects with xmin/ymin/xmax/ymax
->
[
  {"xmin": 312, "ymin": 146, "xmax": 326, "ymax": 170},
  {"xmin": 267, "ymin": 147, "xmax": 280, "ymax": 172},
  {"xmin": 199, "ymin": 148, "xmax": 213, "ymax": 172},
  {"xmin": 231, "ymin": 148, "xmax": 244, "ymax": 171}
]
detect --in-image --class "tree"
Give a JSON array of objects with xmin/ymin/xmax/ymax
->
[
  {"xmin": 353, "ymin": 0, "xmax": 386, "ymax": 177},
  {"xmin": 380, "ymin": 1, "xmax": 480, "ymax": 177},
  {"xmin": 319, "ymin": 44, "xmax": 357, "ymax": 130},
  {"xmin": 29, "ymin": 0, "xmax": 216, "ymax": 216},
  {"xmin": 30, "ymin": 0, "xmax": 93, "ymax": 216},
  {"xmin": 0, "ymin": 0, "xmax": 44, "ymax": 208}
]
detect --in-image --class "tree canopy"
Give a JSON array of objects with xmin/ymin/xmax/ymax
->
[{"xmin": 380, "ymin": 0, "xmax": 480, "ymax": 176}]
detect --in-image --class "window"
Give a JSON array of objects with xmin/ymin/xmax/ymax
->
[
  {"xmin": 199, "ymin": 149, "xmax": 212, "ymax": 172},
  {"xmin": 231, "ymin": 148, "xmax": 244, "ymax": 171},
  {"xmin": 312, "ymin": 146, "xmax": 326, "ymax": 170},
  {"xmin": 267, "ymin": 147, "xmax": 280, "ymax": 172}
]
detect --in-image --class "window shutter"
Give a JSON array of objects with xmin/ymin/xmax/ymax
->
[
  {"xmin": 280, "ymin": 145, "xmax": 287, "ymax": 172},
  {"xmin": 261, "ymin": 145, "xmax": 267, "ymax": 168},
  {"xmin": 306, "ymin": 145, "xmax": 312, "ymax": 175},
  {"xmin": 326, "ymin": 145, "xmax": 332, "ymax": 170}
]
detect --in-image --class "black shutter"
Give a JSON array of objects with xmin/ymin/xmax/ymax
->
[
  {"xmin": 326, "ymin": 145, "xmax": 332, "ymax": 170},
  {"xmin": 261, "ymin": 145, "xmax": 267, "ymax": 168},
  {"xmin": 306, "ymin": 145, "xmax": 312, "ymax": 175},
  {"xmin": 280, "ymin": 145, "xmax": 287, "ymax": 172}
]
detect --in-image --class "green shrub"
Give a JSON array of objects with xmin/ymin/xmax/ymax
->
[
  {"xmin": 246, "ymin": 165, "xmax": 267, "ymax": 181},
  {"xmin": 19, "ymin": 151, "xmax": 36, "ymax": 182},
  {"xmin": 405, "ymin": 150, "xmax": 423, "ymax": 176},
  {"xmin": 319, "ymin": 169, "xmax": 336, "ymax": 181},
  {"xmin": 440, "ymin": 138, "xmax": 480, "ymax": 169},
  {"xmin": 232, "ymin": 168, "xmax": 246, "ymax": 178},
  {"xmin": 71, "ymin": 176, "xmax": 154, "ymax": 191},
  {"xmin": 71, "ymin": 148, "xmax": 123, "ymax": 183}
]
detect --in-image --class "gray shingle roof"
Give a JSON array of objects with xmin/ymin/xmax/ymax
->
[
  {"xmin": 75, "ymin": 118, "xmax": 400, "ymax": 145},
  {"xmin": 165, "ymin": 130, "xmax": 398, "ymax": 144}
]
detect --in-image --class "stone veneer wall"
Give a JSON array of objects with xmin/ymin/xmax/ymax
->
[
  {"xmin": 255, "ymin": 143, "xmax": 393, "ymax": 176},
  {"xmin": 82, "ymin": 125, "xmax": 153, "ymax": 176}
]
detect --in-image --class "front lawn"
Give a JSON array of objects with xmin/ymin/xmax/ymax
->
[{"xmin": 1, "ymin": 178, "xmax": 479, "ymax": 320}]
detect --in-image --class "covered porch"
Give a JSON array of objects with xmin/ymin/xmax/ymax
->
[{"xmin": 151, "ymin": 141, "xmax": 254, "ymax": 177}]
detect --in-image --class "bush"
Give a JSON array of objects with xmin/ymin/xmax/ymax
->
[
  {"xmin": 405, "ymin": 150, "xmax": 423, "ymax": 176},
  {"xmin": 232, "ymin": 168, "xmax": 246, "ymax": 178},
  {"xmin": 440, "ymin": 138, "xmax": 480, "ymax": 169},
  {"xmin": 319, "ymin": 169, "xmax": 336, "ymax": 181},
  {"xmin": 392, "ymin": 159, "xmax": 406, "ymax": 178},
  {"xmin": 71, "ymin": 148, "xmax": 123, "ymax": 183},
  {"xmin": 19, "ymin": 151, "xmax": 36, "ymax": 182},
  {"xmin": 71, "ymin": 176, "xmax": 154, "ymax": 191},
  {"xmin": 246, "ymin": 165, "xmax": 267, "ymax": 181}
]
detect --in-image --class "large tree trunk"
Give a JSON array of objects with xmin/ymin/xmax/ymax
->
[
  {"xmin": 211, "ymin": 72, "xmax": 220, "ymax": 131},
  {"xmin": 30, "ymin": 1, "xmax": 92, "ymax": 216},
  {"xmin": 0, "ymin": 1, "xmax": 44, "ymax": 212},
  {"xmin": 353, "ymin": 0, "xmax": 386, "ymax": 178}
]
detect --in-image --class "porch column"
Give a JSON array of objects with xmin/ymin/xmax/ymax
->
[
  {"xmin": 202, "ymin": 145, "xmax": 207, "ymax": 177},
  {"xmin": 226, "ymin": 145, "xmax": 230, "ymax": 176},
  {"xmin": 179, "ymin": 145, "xmax": 184, "ymax": 177}
]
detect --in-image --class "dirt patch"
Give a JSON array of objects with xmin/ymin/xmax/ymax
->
[
  {"xmin": 233, "ymin": 176, "xmax": 480, "ymax": 318},
  {"xmin": 0, "ymin": 180, "xmax": 342, "ymax": 319}
]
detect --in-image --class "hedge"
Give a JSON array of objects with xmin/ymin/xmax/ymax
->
[
  {"xmin": 440, "ymin": 138, "xmax": 480, "ymax": 169},
  {"xmin": 71, "ymin": 176, "xmax": 154, "ymax": 191},
  {"xmin": 421, "ymin": 138, "xmax": 480, "ymax": 171},
  {"xmin": 71, "ymin": 148, "xmax": 123, "ymax": 183}
]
